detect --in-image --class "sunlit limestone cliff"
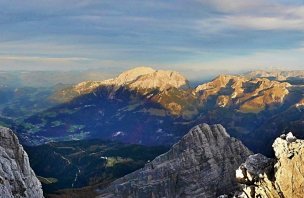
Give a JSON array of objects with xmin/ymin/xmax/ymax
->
[
  {"xmin": 195, "ymin": 74, "xmax": 290, "ymax": 113},
  {"xmin": 53, "ymin": 67, "xmax": 189, "ymax": 103},
  {"xmin": 222, "ymin": 132, "xmax": 304, "ymax": 198}
]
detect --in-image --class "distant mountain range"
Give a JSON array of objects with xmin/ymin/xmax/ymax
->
[
  {"xmin": 245, "ymin": 69, "xmax": 304, "ymax": 83},
  {"xmin": 0, "ymin": 70, "xmax": 113, "ymax": 87},
  {"xmin": 10, "ymin": 67, "xmax": 303, "ymax": 156}
]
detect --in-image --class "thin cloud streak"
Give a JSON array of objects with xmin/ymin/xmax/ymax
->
[
  {"xmin": 0, "ymin": 0, "xmax": 303, "ymax": 73},
  {"xmin": 0, "ymin": 56, "xmax": 92, "ymax": 62}
]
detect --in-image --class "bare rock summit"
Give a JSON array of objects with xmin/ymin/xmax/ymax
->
[
  {"xmin": 57, "ymin": 67, "xmax": 189, "ymax": 102},
  {"xmin": 98, "ymin": 123, "xmax": 252, "ymax": 198}
]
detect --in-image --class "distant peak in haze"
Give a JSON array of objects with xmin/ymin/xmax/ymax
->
[
  {"xmin": 244, "ymin": 69, "xmax": 304, "ymax": 81},
  {"xmin": 103, "ymin": 66, "xmax": 189, "ymax": 90},
  {"xmin": 56, "ymin": 66, "xmax": 189, "ymax": 102}
]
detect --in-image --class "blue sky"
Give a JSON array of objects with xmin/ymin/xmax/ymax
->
[{"xmin": 0, "ymin": 0, "xmax": 304, "ymax": 76}]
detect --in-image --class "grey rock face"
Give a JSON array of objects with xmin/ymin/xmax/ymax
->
[
  {"xmin": 243, "ymin": 154, "xmax": 274, "ymax": 175},
  {"xmin": 0, "ymin": 126, "xmax": 44, "ymax": 198},
  {"xmin": 235, "ymin": 154, "xmax": 275, "ymax": 197},
  {"xmin": 98, "ymin": 124, "xmax": 252, "ymax": 198},
  {"xmin": 236, "ymin": 153, "xmax": 274, "ymax": 184}
]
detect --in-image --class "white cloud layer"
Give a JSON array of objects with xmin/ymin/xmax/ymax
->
[{"xmin": 197, "ymin": 0, "xmax": 304, "ymax": 31}]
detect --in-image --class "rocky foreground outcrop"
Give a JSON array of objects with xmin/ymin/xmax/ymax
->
[
  {"xmin": 98, "ymin": 124, "xmax": 252, "ymax": 198},
  {"xmin": 0, "ymin": 126, "xmax": 44, "ymax": 198},
  {"xmin": 97, "ymin": 125, "xmax": 304, "ymax": 198},
  {"xmin": 231, "ymin": 132, "xmax": 304, "ymax": 197}
]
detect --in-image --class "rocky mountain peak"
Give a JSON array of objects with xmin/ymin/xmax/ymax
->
[
  {"xmin": 98, "ymin": 123, "xmax": 252, "ymax": 198},
  {"xmin": 195, "ymin": 74, "xmax": 243, "ymax": 93},
  {"xmin": 104, "ymin": 67, "xmax": 188, "ymax": 91},
  {"xmin": 71, "ymin": 67, "xmax": 157, "ymax": 94},
  {"xmin": 232, "ymin": 132, "xmax": 304, "ymax": 197},
  {"xmin": 114, "ymin": 66, "xmax": 156, "ymax": 85},
  {"xmin": 194, "ymin": 75, "xmax": 248, "ymax": 98},
  {"xmin": 273, "ymin": 132, "xmax": 300, "ymax": 160},
  {"xmin": 194, "ymin": 74, "xmax": 291, "ymax": 113},
  {"xmin": 0, "ymin": 126, "xmax": 44, "ymax": 198},
  {"xmin": 127, "ymin": 69, "xmax": 189, "ymax": 91},
  {"xmin": 56, "ymin": 67, "xmax": 189, "ymax": 102}
]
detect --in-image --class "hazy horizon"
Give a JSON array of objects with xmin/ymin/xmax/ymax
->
[
  {"xmin": 0, "ymin": 66, "xmax": 250, "ymax": 82},
  {"xmin": 1, "ymin": 65, "xmax": 304, "ymax": 82}
]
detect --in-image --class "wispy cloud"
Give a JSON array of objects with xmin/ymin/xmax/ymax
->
[
  {"xmin": 197, "ymin": 0, "xmax": 304, "ymax": 32},
  {"xmin": 198, "ymin": 0, "xmax": 268, "ymax": 13},
  {"xmin": 0, "ymin": 56, "xmax": 91, "ymax": 62},
  {"xmin": 229, "ymin": 16, "xmax": 304, "ymax": 31},
  {"xmin": 198, "ymin": 15, "xmax": 304, "ymax": 32},
  {"xmin": 0, "ymin": 0, "xmax": 303, "ymax": 73}
]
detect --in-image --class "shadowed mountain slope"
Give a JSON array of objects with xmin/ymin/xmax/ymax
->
[{"xmin": 15, "ymin": 68, "xmax": 304, "ymax": 155}]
